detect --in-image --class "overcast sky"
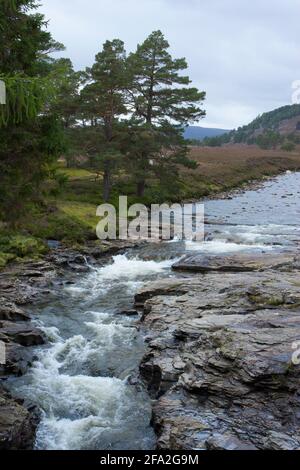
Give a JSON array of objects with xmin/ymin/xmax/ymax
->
[{"xmin": 40, "ymin": 0, "xmax": 300, "ymax": 129}]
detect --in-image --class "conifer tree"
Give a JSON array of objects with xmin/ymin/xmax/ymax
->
[
  {"xmin": 80, "ymin": 40, "xmax": 128, "ymax": 201},
  {"xmin": 0, "ymin": 0, "xmax": 65, "ymax": 221},
  {"xmin": 127, "ymin": 30, "xmax": 206, "ymax": 196}
]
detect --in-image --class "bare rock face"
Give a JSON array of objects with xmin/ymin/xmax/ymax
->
[
  {"xmin": 0, "ymin": 260, "xmax": 55, "ymax": 449},
  {"xmin": 172, "ymin": 252, "xmax": 297, "ymax": 273},
  {"xmin": 136, "ymin": 269, "xmax": 300, "ymax": 450},
  {"xmin": 0, "ymin": 389, "xmax": 39, "ymax": 450}
]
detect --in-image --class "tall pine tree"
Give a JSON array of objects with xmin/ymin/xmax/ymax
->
[
  {"xmin": 80, "ymin": 40, "xmax": 129, "ymax": 201},
  {"xmin": 127, "ymin": 30, "xmax": 206, "ymax": 196}
]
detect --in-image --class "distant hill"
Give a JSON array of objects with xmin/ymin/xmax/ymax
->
[
  {"xmin": 184, "ymin": 126, "xmax": 230, "ymax": 141},
  {"xmin": 204, "ymin": 104, "xmax": 300, "ymax": 148}
]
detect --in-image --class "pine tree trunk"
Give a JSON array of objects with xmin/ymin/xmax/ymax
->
[
  {"xmin": 137, "ymin": 180, "xmax": 145, "ymax": 197},
  {"xmin": 103, "ymin": 162, "xmax": 111, "ymax": 202},
  {"xmin": 103, "ymin": 116, "xmax": 113, "ymax": 202}
]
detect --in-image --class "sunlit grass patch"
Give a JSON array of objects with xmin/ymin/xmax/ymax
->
[
  {"xmin": 58, "ymin": 167, "xmax": 101, "ymax": 180},
  {"xmin": 57, "ymin": 201, "xmax": 98, "ymax": 230}
]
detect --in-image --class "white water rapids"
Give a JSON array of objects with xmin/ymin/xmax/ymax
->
[{"xmin": 8, "ymin": 256, "xmax": 175, "ymax": 450}]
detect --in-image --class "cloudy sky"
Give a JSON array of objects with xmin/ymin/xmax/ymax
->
[{"xmin": 40, "ymin": 0, "xmax": 300, "ymax": 129}]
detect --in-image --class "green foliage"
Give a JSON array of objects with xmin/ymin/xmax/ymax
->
[
  {"xmin": 128, "ymin": 30, "xmax": 205, "ymax": 125},
  {"xmin": 49, "ymin": 58, "xmax": 83, "ymax": 128},
  {"xmin": 79, "ymin": 40, "xmax": 129, "ymax": 201},
  {"xmin": 0, "ymin": 115, "xmax": 67, "ymax": 221},
  {"xmin": 0, "ymin": 234, "xmax": 48, "ymax": 257},
  {"xmin": 1, "ymin": 10, "xmax": 207, "ymax": 245},
  {"xmin": 0, "ymin": 231, "xmax": 48, "ymax": 268},
  {"xmin": 23, "ymin": 207, "xmax": 95, "ymax": 243},
  {"xmin": 0, "ymin": 0, "xmax": 64, "ymax": 76},
  {"xmin": 125, "ymin": 30, "xmax": 205, "ymax": 195},
  {"xmin": 281, "ymin": 141, "xmax": 296, "ymax": 152},
  {"xmin": 0, "ymin": 75, "xmax": 54, "ymax": 126},
  {"xmin": 204, "ymin": 104, "xmax": 300, "ymax": 147},
  {"xmin": 256, "ymin": 130, "xmax": 283, "ymax": 150},
  {"xmin": 0, "ymin": 0, "xmax": 67, "ymax": 223},
  {"xmin": 0, "ymin": 252, "xmax": 16, "ymax": 269}
]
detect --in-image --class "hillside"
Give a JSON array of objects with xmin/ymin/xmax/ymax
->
[
  {"xmin": 184, "ymin": 126, "xmax": 230, "ymax": 141},
  {"xmin": 204, "ymin": 104, "xmax": 300, "ymax": 148}
]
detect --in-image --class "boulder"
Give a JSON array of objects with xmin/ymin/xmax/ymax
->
[
  {"xmin": 0, "ymin": 321, "xmax": 46, "ymax": 347},
  {"xmin": 0, "ymin": 389, "xmax": 39, "ymax": 450},
  {"xmin": 0, "ymin": 299, "xmax": 30, "ymax": 322}
]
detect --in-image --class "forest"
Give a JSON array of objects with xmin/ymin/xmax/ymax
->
[{"xmin": 0, "ymin": 0, "xmax": 205, "ymax": 228}]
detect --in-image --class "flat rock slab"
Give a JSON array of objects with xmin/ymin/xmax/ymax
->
[
  {"xmin": 137, "ymin": 268, "xmax": 300, "ymax": 450},
  {"xmin": 172, "ymin": 253, "xmax": 296, "ymax": 273}
]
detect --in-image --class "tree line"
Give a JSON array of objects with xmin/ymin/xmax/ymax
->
[
  {"xmin": 0, "ymin": 0, "xmax": 206, "ymax": 225},
  {"xmin": 203, "ymin": 104, "xmax": 300, "ymax": 149}
]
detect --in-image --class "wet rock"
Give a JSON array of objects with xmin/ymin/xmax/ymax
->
[
  {"xmin": 135, "ymin": 279, "xmax": 189, "ymax": 308},
  {"xmin": 0, "ymin": 343, "xmax": 35, "ymax": 377},
  {"xmin": 206, "ymin": 434, "xmax": 258, "ymax": 450},
  {"xmin": 0, "ymin": 300, "xmax": 30, "ymax": 322},
  {"xmin": 137, "ymin": 269, "xmax": 300, "ymax": 450},
  {"xmin": 172, "ymin": 253, "xmax": 295, "ymax": 273},
  {"xmin": 47, "ymin": 250, "xmax": 90, "ymax": 270},
  {"xmin": 0, "ymin": 389, "xmax": 39, "ymax": 450},
  {"xmin": 0, "ymin": 321, "xmax": 46, "ymax": 347},
  {"xmin": 118, "ymin": 309, "xmax": 139, "ymax": 317}
]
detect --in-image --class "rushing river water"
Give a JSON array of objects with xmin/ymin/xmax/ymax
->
[{"xmin": 7, "ymin": 171, "xmax": 300, "ymax": 450}]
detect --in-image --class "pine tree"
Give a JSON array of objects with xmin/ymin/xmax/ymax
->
[
  {"xmin": 80, "ymin": 40, "xmax": 129, "ymax": 201},
  {"xmin": 49, "ymin": 58, "xmax": 83, "ymax": 129},
  {"xmin": 127, "ymin": 30, "xmax": 206, "ymax": 196}
]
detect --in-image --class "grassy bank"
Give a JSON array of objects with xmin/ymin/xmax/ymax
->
[{"xmin": 1, "ymin": 144, "xmax": 300, "ymax": 269}]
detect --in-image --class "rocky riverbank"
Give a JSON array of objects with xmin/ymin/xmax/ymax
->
[
  {"xmin": 0, "ymin": 260, "xmax": 55, "ymax": 449},
  {"xmin": 0, "ymin": 241, "xmax": 139, "ymax": 450},
  {"xmin": 136, "ymin": 251, "xmax": 300, "ymax": 450}
]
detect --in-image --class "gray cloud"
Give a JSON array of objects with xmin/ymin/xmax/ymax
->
[{"xmin": 40, "ymin": 0, "xmax": 300, "ymax": 129}]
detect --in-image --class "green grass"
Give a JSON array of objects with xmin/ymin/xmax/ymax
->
[
  {"xmin": 58, "ymin": 168, "xmax": 99, "ymax": 180},
  {"xmin": 57, "ymin": 201, "xmax": 98, "ymax": 230},
  {"xmin": 0, "ymin": 233, "xmax": 49, "ymax": 269}
]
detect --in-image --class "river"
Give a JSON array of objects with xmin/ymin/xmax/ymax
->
[{"xmin": 7, "ymin": 171, "xmax": 300, "ymax": 450}]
